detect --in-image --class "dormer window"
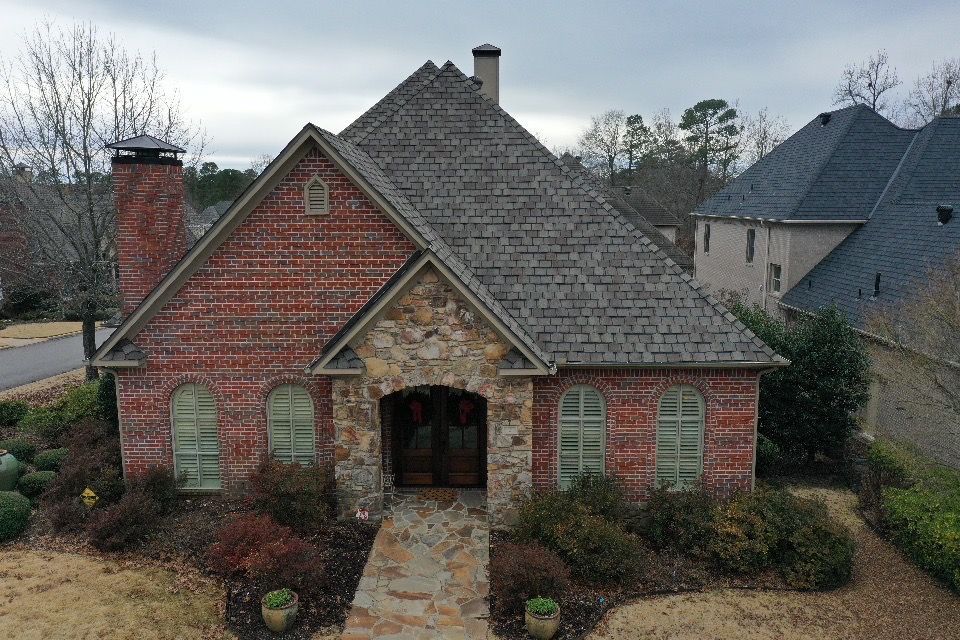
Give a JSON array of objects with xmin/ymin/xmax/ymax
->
[{"xmin": 304, "ymin": 175, "xmax": 330, "ymax": 215}]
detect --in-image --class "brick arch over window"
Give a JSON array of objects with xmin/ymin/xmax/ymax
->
[{"xmin": 533, "ymin": 369, "xmax": 758, "ymax": 501}]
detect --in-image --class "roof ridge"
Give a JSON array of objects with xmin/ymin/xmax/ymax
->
[
  {"xmin": 345, "ymin": 61, "xmax": 444, "ymax": 144},
  {"xmin": 866, "ymin": 125, "xmax": 926, "ymax": 219},
  {"xmin": 434, "ymin": 63, "xmax": 779, "ymax": 361}
]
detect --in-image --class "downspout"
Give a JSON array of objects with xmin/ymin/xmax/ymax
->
[{"xmin": 751, "ymin": 366, "xmax": 780, "ymax": 489}]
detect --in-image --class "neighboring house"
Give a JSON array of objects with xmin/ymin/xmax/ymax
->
[
  {"xmin": 692, "ymin": 105, "xmax": 915, "ymax": 315},
  {"xmin": 92, "ymin": 45, "xmax": 785, "ymax": 526},
  {"xmin": 558, "ymin": 153, "xmax": 692, "ymax": 271},
  {"xmin": 694, "ymin": 105, "xmax": 960, "ymax": 468},
  {"xmin": 185, "ymin": 199, "xmax": 232, "ymax": 247}
]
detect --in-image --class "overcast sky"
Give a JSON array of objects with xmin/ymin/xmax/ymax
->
[{"xmin": 1, "ymin": 0, "xmax": 957, "ymax": 168}]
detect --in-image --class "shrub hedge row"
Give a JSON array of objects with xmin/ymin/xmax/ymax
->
[{"xmin": 863, "ymin": 439, "xmax": 960, "ymax": 592}]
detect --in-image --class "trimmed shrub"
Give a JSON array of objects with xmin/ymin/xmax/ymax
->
[
  {"xmin": 490, "ymin": 542, "xmax": 571, "ymax": 616},
  {"xmin": 0, "ymin": 437, "xmax": 37, "ymax": 464},
  {"xmin": 127, "ymin": 465, "xmax": 179, "ymax": 513},
  {"xmin": 866, "ymin": 440, "xmax": 915, "ymax": 489},
  {"xmin": 18, "ymin": 407, "xmax": 68, "ymax": 440},
  {"xmin": 0, "ymin": 400, "xmax": 29, "ymax": 427},
  {"xmin": 207, "ymin": 513, "xmax": 324, "ymax": 593},
  {"xmin": 756, "ymin": 433, "xmax": 783, "ymax": 478},
  {"xmin": 883, "ymin": 486, "xmax": 960, "ymax": 592},
  {"xmin": 514, "ymin": 491, "xmax": 646, "ymax": 584},
  {"xmin": 86, "ymin": 489, "xmax": 162, "ymax": 551},
  {"xmin": 645, "ymin": 488, "xmax": 716, "ymax": 557},
  {"xmin": 47, "ymin": 499, "xmax": 88, "ymax": 533},
  {"xmin": 709, "ymin": 493, "xmax": 779, "ymax": 575},
  {"xmin": 33, "ymin": 447, "xmax": 69, "ymax": 471},
  {"xmin": 249, "ymin": 460, "xmax": 335, "ymax": 534},
  {"xmin": 0, "ymin": 491, "xmax": 32, "ymax": 541},
  {"xmin": 58, "ymin": 382, "xmax": 100, "ymax": 425},
  {"xmin": 17, "ymin": 471, "xmax": 57, "ymax": 501},
  {"xmin": 566, "ymin": 473, "xmax": 629, "ymax": 522},
  {"xmin": 779, "ymin": 503, "xmax": 855, "ymax": 590}
]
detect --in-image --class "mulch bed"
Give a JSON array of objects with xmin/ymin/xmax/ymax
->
[
  {"xmin": 222, "ymin": 519, "xmax": 377, "ymax": 640},
  {"xmin": 487, "ymin": 529, "xmax": 793, "ymax": 640}
]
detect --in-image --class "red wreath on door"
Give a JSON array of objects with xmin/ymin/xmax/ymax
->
[
  {"xmin": 409, "ymin": 399, "xmax": 424, "ymax": 424},
  {"xmin": 458, "ymin": 398, "xmax": 475, "ymax": 425}
]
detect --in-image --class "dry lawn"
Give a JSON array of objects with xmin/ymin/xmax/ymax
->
[
  {"xmin": 589, "ymin": 484, "xmax": 960, "ymax": 640},
  {"xmin": 0, "ymin": 321, "xmax": 84, "ymax": 349},
  {"xmin": 0, "ymin": 548, "xmax": 229, "ymax": 639},
  {"xmin": 0, "ymin": 368, "xmax": 85, "ymax": 403}
]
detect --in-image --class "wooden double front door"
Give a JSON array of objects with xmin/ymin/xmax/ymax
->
[{"xmin": 389, "ymin": 386, "xmax": 486, "ymax": 487}]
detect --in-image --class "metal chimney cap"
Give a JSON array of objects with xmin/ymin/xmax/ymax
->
[
  {"xmin": 107, "ymin": 134, "xmax": 185, "ymax": 154},
  {"xmin": 472, "ymin": 43, "xmax": 501, "ymax": 57}
]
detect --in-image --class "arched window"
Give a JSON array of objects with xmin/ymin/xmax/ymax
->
[
  {"xmin": 171, "ymin": 384, "xmax": 220, "ymax": 489},
  {"xmin": 268, "ymin": 384, "xmax": 316, "ymax": 465},
  {"xmin": 558, "ymin": 385, "xmax": 605, "ymax": 489},
  {"xmin": 656, "ymin": 384, "xmax": 705, "ymax": 488},
  {"xmin": 303, "ymin": 175, "xmax": 329, "ymax": 215}
]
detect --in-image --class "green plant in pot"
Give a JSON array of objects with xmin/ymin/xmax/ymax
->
[
  {"xmin": 261, "ymin": 588, "xmax": 299, "ymax": 633},
  {"xmin": 525, "ymin": 596, "xmax": 560, "ymax": 640}
]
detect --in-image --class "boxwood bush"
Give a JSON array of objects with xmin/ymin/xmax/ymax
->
[
  {"xmin": 18, "ymin": 407, "xmax": 68, "ymax": 440},
  {"xmin": 0, "ymin": 491, "xmax": 32, "ymax": 541},
  {"xmin": 644, "ymin": 487, "xmax": 854, "ymax": 590},
  {"xmin": 17, "ymin": 471, "xmax": 57, "ymax": 501},
  {"xmin": 33, "ymin": 447, "xmax": 69, "ymax": 471},
  {"xmin": 0, "ymin": 437, "xmax": 37, "ymax": 464},
  {"xmin": 0, "ymin": 400, "xmax": 29, "ymax": 427}
]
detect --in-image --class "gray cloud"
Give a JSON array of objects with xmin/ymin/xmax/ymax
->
[{"xmin": 2, "ymin": 0, "xmax": 957, "ymax": 167}]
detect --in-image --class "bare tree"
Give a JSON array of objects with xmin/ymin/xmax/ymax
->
[
  {"xmin": 833, "ymin": 50, "xmax": 901, "ymax": 117},
  {"xmin": 742, "ymin": 108, "xmax": 790, "ymax": 165},
  {"xmin": 577, "ymin": 109, "xmax": 626, "ymax": 183},
  {"xmin": 903, "ymin": 58, "xmax": 960, "ymax": 127},
  {"xmin": 867, "ymin": 253, "xmax": 960, "ymax": 417},
  {"xmin": 0, "ymin": 21, "xmax": 204, "ymax": 379},
  {"xmin": 249, "ymin": 153, "xmax": 273, "ymax": 176}
]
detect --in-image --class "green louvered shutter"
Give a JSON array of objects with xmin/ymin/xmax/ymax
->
[
  {"xmin": 656, "ymin": 384, "xmax": 704, "ymax": 489},
  {"xmin": 558, "ymin": 385, "xmax": 605, "ymax": 489},
  {"xmin": 269, "ymin": 385, "xmax": 315, "ymax": 465},
  {"xmin": 172, "ymin": 384, "xmax": 220, "ymax": 489}
]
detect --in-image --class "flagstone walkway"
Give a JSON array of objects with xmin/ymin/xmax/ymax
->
[{"xmin": 341, "ymin": 489, "xmax": 490, "ymax": 639}]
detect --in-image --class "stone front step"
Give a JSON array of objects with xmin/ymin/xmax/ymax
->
[{"xmin": 341, "ymin": 489, "xmax": 489, "ymax": 639}]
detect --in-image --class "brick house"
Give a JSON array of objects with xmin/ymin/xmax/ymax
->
[{"xmin": 93, "ymin": 45, "xmax": 785, "ymax": 525}]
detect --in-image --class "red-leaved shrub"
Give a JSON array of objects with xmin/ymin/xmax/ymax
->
[
  {"xmin": 248, "ymin": 460, "xmax": 335, "ymax": 534},
  {"xmin": 490, "ymin": 542, "xmax": 571, "ymax": 615},
  {"xmin": 207, "ymin": 513, "xmax": 324, "ymax": 593}
]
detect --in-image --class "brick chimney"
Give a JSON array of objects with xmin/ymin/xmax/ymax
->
[
  {"xmin": 472, "ymin": 43, "xmax": 501, "ymax": 104},
  {"xmin": 107, "ymin": 135, "xmax": 188, "ymax": 315}
]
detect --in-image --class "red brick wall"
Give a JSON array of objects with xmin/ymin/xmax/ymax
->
[
  {"xmin": 112, "ymin": 159, "xmax": 188, "ymax": 315},
  {"xmin": 532, "ymin": 368, "xmax": 760, "ymax": 501},
  {"xmin": 115, "ymin": 146, "xmax": 416, "ymax": 488}
]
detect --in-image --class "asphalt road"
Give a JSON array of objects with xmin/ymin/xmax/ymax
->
[{"xmin": 0, "ymin": 328, "xmax": 114, "ymax": 391}]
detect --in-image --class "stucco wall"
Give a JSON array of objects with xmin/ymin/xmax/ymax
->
[
  {"xmin": 865, "ymin": 342, "xmax": 960, "ymax": 469},
  {"xmin": 333, "ymin": 268, "xmax": 534, "ymax": 526},
  {"xmin": 694, "ymin": 218, "xmax": 857, "ymax": 317}
]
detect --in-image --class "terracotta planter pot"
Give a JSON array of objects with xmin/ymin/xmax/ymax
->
[
  {"xmin": 261, "ymin": 591, "xmax": 299, "ymax": 633},
  {"xmin": 525, "ymin": 606, "xmax": 560, "ymax": 640}
]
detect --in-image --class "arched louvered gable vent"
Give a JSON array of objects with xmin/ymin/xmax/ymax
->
[
  {"xmin": 171, "ymin": 384, "xmax": 221, "ymax": 489},
  {"xmin": 656, "ymin": 384, "xmax": 705, "ymax": 489},
  {"xmin": 558, "ymin": 385, "xmax": 605, "ymax": 489},
  {"xmin": 304, "ymin": 175, "xmax": 329, "ymax": 215},
  {"xmin": 268, "ymin": 384, "xmax": 316, "ymax": 465}
]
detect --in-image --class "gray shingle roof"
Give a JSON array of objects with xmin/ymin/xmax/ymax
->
[
  {"xmin": 558, "ymin": 153, "xmax": 692, "ymax": 271},
  {"xmin": 696, "ymin": 105, "xmax": 916, "ymax": 222},
  {"xmin": 341, "ymin": 61, "xmax": 781, "ymax": 366},
  {"xmin": 96, "ymin": 339, "xmax": 146, "ymax": 364},
  {"xmin": 782, "ymin": 116, "xmax": 960, "ymax": 330},
  {"xmin": 608, "ymin": 186, "xmax": 679, "ymax": 227}
]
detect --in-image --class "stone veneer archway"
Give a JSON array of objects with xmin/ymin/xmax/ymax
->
[{"xmin": 332, "ymin": 267, "xmax": 533, "ymax": 526}]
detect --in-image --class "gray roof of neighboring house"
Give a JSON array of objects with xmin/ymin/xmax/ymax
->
[
  {"xmin": 340, "ymin": 60, "xmax": 780, "ymax": 365},
  {"xmin": 607, "ymin": 186, "xmax": 679, "ymax": 227},
  {"xmin": 557, "ymin": 153, "xmax": 692, "ymax": 271},
  {"xmin": 695, "ymin": 105, "xmax": 917, "ymax": 222},
  {"xmin": 782, "ymin": 115, "xmax": 960, "ymax": 330}
]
